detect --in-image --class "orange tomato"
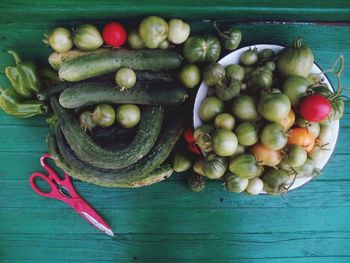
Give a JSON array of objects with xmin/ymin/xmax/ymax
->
[
  {"xmin": 251, "ymin": 142, "xmax": 283, "ymax": 167},
  {"xmin": 287, "ymin": 127, "xmax": 315, "ymax": 152},
  {"xmin": 277, "ymin": 109, "xmax": 295, "ymax": 131}
]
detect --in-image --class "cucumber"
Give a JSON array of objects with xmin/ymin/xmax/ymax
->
[
  {"xmin": 37, "ymin": 72, "xmax": 173, "ymax": 101},
  {"xmin": 59, "ymin": 81, "xmax": 188, "ymax": 109},
  {"xmin": 51, "ymin": 97, "xmax": 164, "ymax": 169},
  {"xmin": 59, "ymin": 49, "xmax": 182, "ymax": 81},
  {"xmin": 47, "ymin": 134, "xmax": 173, "ymax": 188},
  {"xmin": 48, "ymin": 48, "xmax": 110, "ymax": 71},
  {"xmin": 52, "ymin": 111, "xmax": 183, "ymax": 187}
]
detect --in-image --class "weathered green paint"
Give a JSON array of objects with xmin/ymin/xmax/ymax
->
[{"xmin": 1, "ymin": 1, "xmax": 350, "ymax": 262}]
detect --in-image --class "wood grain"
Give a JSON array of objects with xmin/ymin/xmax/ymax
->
[{"xmin": 1, "ymin": 4, "xmax": 350, "ymax": 262}]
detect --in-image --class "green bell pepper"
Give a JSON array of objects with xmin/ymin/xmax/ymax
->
[
  {"xmin": 5, "ymin": 50, "xmax": 42, "ymax": 99},
  {"xmin": 0, "ymin": 86, "xmax": 47, "ymax": 118}
]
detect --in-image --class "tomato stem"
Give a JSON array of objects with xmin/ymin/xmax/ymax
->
[
  {"xmin": 293, "ymin": 37, "xmax": 303, "ymax": 48},
  {"xmin": 8, "ymin": 50, "xmax": 22, "ymax": 64},
  {"xmin": 213, "ymin": 21, "xmax": 230, "ymax": 40}
]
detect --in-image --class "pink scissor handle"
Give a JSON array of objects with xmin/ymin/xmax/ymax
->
[
  {"xmin": 29, "ymin": 172, "xmax": 67, "ymax": 201},
  {"xmin": 39, "ymin": 153, "xmax": 79, "ymax": 198}
]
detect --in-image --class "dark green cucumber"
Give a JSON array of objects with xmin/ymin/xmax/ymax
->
[
  {"xmin": 47, "ymin": 133, "xmax": 173, "ymax": 188},
  {"xmin": 59, "ymin": 49, "xmax": 182, "ymax": 81},
  {"xmin": 59, "ymin": 81, "xmax": 188, "ymax": 109},
  {"xmin": 37, "ymin": 72, "xmax": 174, "ymax": 101},
  {"xmin": 51, "ymin": 97, "xmax": 164, "ymax": 169},
  {"xmin": 52, "ymin": 112, "xmax": 183, "ymax": 187}
]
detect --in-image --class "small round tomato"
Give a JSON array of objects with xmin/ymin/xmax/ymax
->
[
  {"xmin": 300, "ymin": 94, "xmax": 331, "ymax": 122},
  {"xmin": 251, "ymin": 142, "xmax": 282, "ymax": 167},
  {"xmin": 277, "ymin": 110, "xmax": 295, "ymax": 131},
  {"xmin": 288, "ymin": 127, "xmax": 315, "ymax": 152},
  {"xmin": 261, "ymin": 123, "xmax": 288, "ymax": 150},
  {"xmin": 240, "ymin": 49, "xmax": 258, "ymax": 66},
  {"xmin": 103, "ymin": 22, "xmax": 127, "ymax": 47}
]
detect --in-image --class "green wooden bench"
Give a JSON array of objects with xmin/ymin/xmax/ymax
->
[{"xmin": 1, "ymin": 1, "xmax": 350, "ymax": 262}]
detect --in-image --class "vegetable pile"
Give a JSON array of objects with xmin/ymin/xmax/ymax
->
[
  {"xmin": 0, "ymin": 16, "xmax": 345, "ymax": 194},
  {"xmin": 190, "ymin": 38, "xmax": 345, "ymax": 195}
]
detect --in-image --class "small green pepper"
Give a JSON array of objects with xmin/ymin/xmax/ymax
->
[
  {"xmin": 0, "ymin": 87, "xmax": 47, "ymax": 118},
  {"xmin": 5, "ymin": 50, "xmax": 42, "ymax": 99}
]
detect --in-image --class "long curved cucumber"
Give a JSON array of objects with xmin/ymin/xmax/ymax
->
[
  {"xmin": 51, "ymin": 97, "xmax": 164, "ymax": 169},
  {"xmin": 59, "ymin": 49, "xmax": 182, "ymax": 81},
  {"xmin": 52, "ymin": 112, "xmax": 182, "ymax": 186},
  {"xmin": 47, "ymin": 134, "xmax": 173, "ymax": 188},
  {"xmin": 59, "ymin": 81, "xmax": 188, "ymax": 109}
]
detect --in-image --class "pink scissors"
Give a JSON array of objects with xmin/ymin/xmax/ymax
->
[{"xmin": 29, "ymin": 153, "xmax": 114, "ymax": 237}]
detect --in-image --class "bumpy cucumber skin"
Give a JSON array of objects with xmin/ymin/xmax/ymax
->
[
  {"xmin": 47, "ymin": 134, "xmax": 173, "ymax": 188},
  {"xmin": 51, "ymin": 97, "xmax": 164, "ymax": 169},
  {"xmin": 59, "ymin": 81, "xmax": 188, "ymax": 109},
  {"xmin": 59, "ymin": 49, "xmax": 182, "ymax": 81},
  {"xmin": 51, "ymin": 112, "xmax": 182, "ymax": 187}
]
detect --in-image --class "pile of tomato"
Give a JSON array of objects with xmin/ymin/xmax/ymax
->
[{"xmin": 189, "ymin": 38, "xmax": 344, "ymax": 195}]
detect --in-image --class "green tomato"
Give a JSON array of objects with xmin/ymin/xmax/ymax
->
[
  {"xmin": 232, "ymin": 95, "xmax": 259, "ymax": 121},
  {"xmin": 295, "ymin": 158, "xmax": 317, "ymax": 177},
  {"xmin": 258, "ymin": 48, "xmax": 275, "ymax": 63},
  {"xmin": 214, "ymin": 113, "xmax": 235, "ymax": 130},
  {"xmin": 215, "ymin": 80, "xmax": 241, "ymax": 101},
  {"xmin": 225, "ymin": 172, "xmax": 249, "ymax": 193},
  {"xmin": 167, "ymin": 18, "xmax": 190, "ymax": 45},
  {"xmin": 263, "ymin": 168, "xmax": 291, "ymax": 195},
  {"xmin": 199, "ymin": 96, "xmax": 224, "ymax": 122},
  {"xmin": 225, "ymin": 64, "xmax": 245, "ymax": 82},
  {"xmin": 183, "ymin": 34, "xmax": 221, "ymax": 63},
  {"xmin": 79, "ymin": 110, "xmax": 96, "ymax": 131},
  {"xmin": 139, "ymin": 16, "xmax": 168, "ymax": 49},
  {"xmin": 276, "ymin": 38, "xmax": 314, "ymax": 78},
  {"xmin": 246, "ymin": 177, "xmax": 264, "ymax": 195},
  {"xmin": 240, "ymin": 49, "xmax": 258, "ymax": 66},
  {"xmin": 178, "ymin": 64, "xmax": 201, "ymax": 89},
  {"xmin": 229, "ymin": 153, "xmax": 261, "ymax": 179},
  {"xmin": 194, "ymin": 124, "xmax": 215, "ymax": 141},
  {"xmin": 127, "ymin": 29, "xmax": 145, "ymax": 49},
  {"xmin": 285, "ymin": 144, "xmax": 307, "ymax": 167},
  {"xmin": 282, "ymin": 75, "xmax": 310, "ymax": 106},
  {"xmin": 158, "ymin": 39, "xmax": 169, "ymax": 49},
  {"xmin": 172, "ymin": 153, "xmax": 192, "ymax": 172},
  {"xmin": 318, "ymin": 124, "xmax": 332, "ymax": 145},
  {"xmin": 92, "ymin": 104, "xmax": 116, "ymax": 127},
  {"xmin": 73, "ymin": 24, "xmax": 103, "ymax": 51},
  {"xmin": 202, "ymin": 154, "xmax": 228, "ymax": 179},
  {"xmin": 203, "ymin": 63, "xmax": 225, "ymax": 87},
  {"xmin": 222, "ymin": 28, "xmax": 242, "ymax": 51},
  {"xmin": 235, "ymin": 122, "xmax": 258, "ymax": 146},
  {"xmin": 246, "ymin": 66, "xmax": 273, "ymax": 90},
  {"xmin": 115, "ymin": 68, "xmax": 136, "ymax": 90},
  {"xmin": 187, "ymin": 174, "xmax": 206, "ymax": 192},
  {"xmin": 116, "ymin": 104, "xmax": 141, "ymax": 128},
  {"xmin": 258, "ymin": 93, "xmax": 291, "ymax": 122},
  {"xmin": 45, "ymin": 27, "xmax": 73, "ymax": 53},
  {"xmin": 261, "ymin": 123, "xmax": 288, "ymax": 150},
  {"xmin": 264, "ymin": 61, "xmax": 276, "ymax": 71},
  {"xmin": 212, "ymin": 129, "xmax": 238, "ymax": 157},
  {"xmin": 306, "ymin": 122, "xmax": 320, "ymax": 138}
]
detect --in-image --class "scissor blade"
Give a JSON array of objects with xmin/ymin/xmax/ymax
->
[{"xmin": 80, "ymin": 211, "xmax": 114, "ymax": 237}]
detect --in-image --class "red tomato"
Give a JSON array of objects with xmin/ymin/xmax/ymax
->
[
  {"xmin": 299, "ymin": 94, "xmax": 331, "ymax": 122},
  {"xmin": 102, "ymin": 22, "xmax": 126, "ymax": 47},
  {"xmin": 188, "ymin": 143, "xmax": 201, "ymax": 155},
  {"xmin": 183, "ymin": 128, "xmax": 195, "ymax": 143}
]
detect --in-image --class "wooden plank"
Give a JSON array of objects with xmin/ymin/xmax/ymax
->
[
  {"xmin": 0, "ymin": 0, "xmax": 350, "ymax": 21},
  {"xmin": 1, "ymin": 232, "xmax": 350, "ymax": 261},
  {"xmin": 1, "ymin": 179, "xmax": 350, "ymax": 209},
  {"xmin": 1, "ymin": 206, "xmax": 350, "ymax": 234}
]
